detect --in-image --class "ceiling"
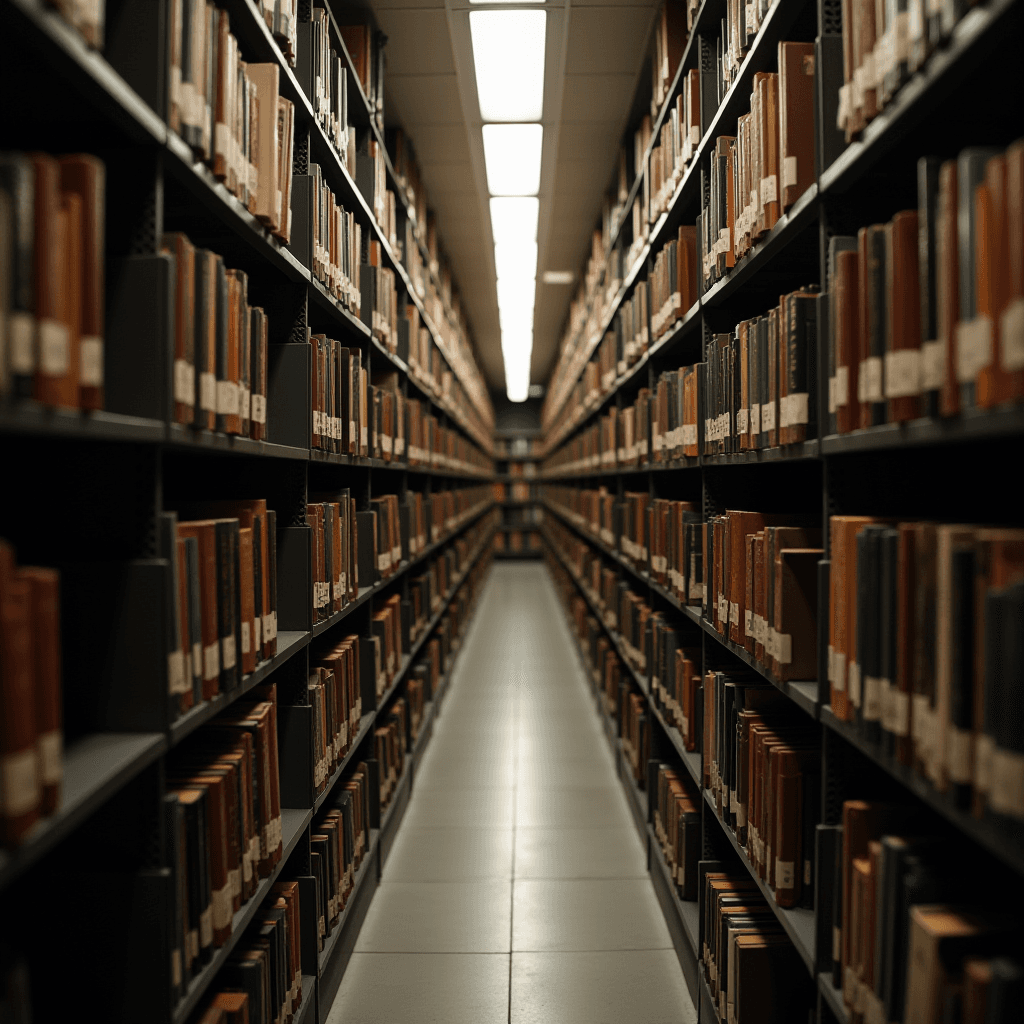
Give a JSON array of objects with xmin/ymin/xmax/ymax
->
[{"xmin": 364, "ymin": 0, "xmax": 658, "ymax": 392}]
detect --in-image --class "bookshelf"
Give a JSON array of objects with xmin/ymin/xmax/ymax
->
[
  {"xmin": 493, "ymin": 429, "xmax": 544, "ymax": 560},
  {"xmin": 539, "ymin": 0, "xmax": 1024, "ymax": 1018},
  {"xmin": 0, "ymin": 1, "xmax": 498, "ymax": 1021}
]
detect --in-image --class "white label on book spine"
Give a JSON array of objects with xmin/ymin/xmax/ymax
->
[
  {"xmin": 0, "ymin": 748, "xmax": 38, "ymax": 817},
  {"xmin": 9, "ymin": 312, "xmax": 34, "ymax": 374},
  {"xmin": 956, "ymin": 317, "xmax": 993, "ymax": 382},
  {"xmin": 241, "ymin": 620, "xmax": 251, "ymax": 655},
  {"xmin": 761, "ymin": 401, "xmax": 775, "ymax": 430},
  {"xmin": 240, "ymin": 386, "xmax": 250, "ymax": 424},
  {"xmin": 858, "ymin": 356, "xmax": 882, "ymax": 401},
  {"xmin": 848, "ymin": 661, "xmax": 861, "ymax": 705},
  {"xmin": 37, "ymin": 730, "xmax": 61, "ymax": 785},
  {"xmin": 750, "ymin": 402, "xmax": 760, "ymax": 435},
  {"xmin": 784, "ymin": 156, "xmax": 798, "ymax": 189},
  {"xmin": 989, "ymin": 749, "xmax": 1024, "ymax": 818},
  {"xmin": 38, "ymin": 318, "xmax": 69, "ymax": 375},
  {"xmin": 265, "ymin": 611, "xmax": 277, "ymax": 641},
  {"xmin": 222, "ymin": 634, "xmax": 236, "ymax": 670},
  {"xmin": 760, "ymin": 175, "xmax": 778, "ymax": 205},
  {"xmin": 730, "ymin": 601, "xmax": 739, "ymax": 626},
  {"xmin": 885, "ymin": 349, "xmax": 921, "ymax": 397},
  {"xmin": 174, "ymin": 359, "xmax": 195, "ymax": 404},
  {"xmin": 168, "ymin": 649, "xmax": 185, "ymax": 695},
  {"xmin": 217, "ymin": 379, "xmax": 240, "ymax": 416},
  {"xmin": 781, "ymin": 392, "xmax": 809, "ymax": 426},
  {"xmin": 975, "ymin": 734, "xmax": 994, "ymax": 792},
  {"xmin": 213, "ymin": 884, "xmax": 231, "ymax": 930},
  {"xmin": 836, "ymin": 365, "xmax": 850, "ymax": 407},
  {"xmin": 251, "ymin": 393, "xmax": 266, "ymax": 424},
  {"xmin": 863, "ymin": 675, "xmax": 882, "ymax": 720},
  {"xmin": 1000, "ymin": 298, "xmax": 1024, "ymax": 370},
  {"xmin": 776, "ymin": 632, "xmax": 792, "ymax": 664},
  {"xmin": 775, "ymin": 859, "xmax": 795, "ymax": 889},
  {"xmin": 204, "ymin": 642, "xmax": 219, "ymax": 680},
  {"xmin": 200, "ymin": 371, "xmax": 217, "ymax": 412},
  {"xmin": 80, "ymin": 336, "xmax": 103, "ymax": 386},
  {"xmin": 920, "ymin": 339, "xmax": 944, "ymax": 389}
]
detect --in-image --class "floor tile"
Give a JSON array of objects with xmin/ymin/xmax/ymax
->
[
  {"xmin": 515, "ymin": 786, "xmax": 636, "ymax": 829},
  {"xmin": 402, "ymin": 786, "xmax": 516, "ymax": 830},
  {"xmin": 384, "ymin": 827, "xmax": 514, "ymax": 881},
  {"xmin": 328, "ymin": 953, "xmax": 509, "ymax": 1024},
  {"xmin": 510, "ymin": 950, "xmax": 697, "ymax": 1024},
  {"xmin": 512, "ymin": 878, "xmax": 672, "ymax": 951},
  {"xmin": 355, "ymin": 880, "xmax": 512, "ymax": 953},
  {"xmin": 514, "ymin": 826, "xmax": 647, "ymax": 879}
]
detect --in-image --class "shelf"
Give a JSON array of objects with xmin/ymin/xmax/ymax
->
[
  {"xmin": 702, "ymin": 439, "xmax": 820, "ymax": 466},
  {"xmin": 165, "ymin": 424, "xmax": 310, "ymax": 461},
  {"xmin": 317, "ymin": 827, "xmax": 380, "ymax": 976},
  {"xmin": 173, "ymin": 805, "xmax": 313, "ymax": 1024},
  {"xmin": 295, "ymin": 974, "xmax": 317, "ymax": 1024},
  {"xmin": 0, "ymin": 732, "xmax": 167, "ymax": 891},
  {"xmin": 310, "ymin": 503, "xmax": 494, "ymax": 638},
  {"xmin": 818, "ymin": 973, "xmax": 850, "ymax": 1024},
  {"xmin": 699, "ymin": 184, "xmax": 819, "ymax": 308},
  {"xmin": 702, "ymin": 788, "xmax": 816, "ymax": 975},
  {"xmin": 169, "ymin": 630, "xmax": 311, "ymax": 747},
  {"xmin": 307, "ymin": 278, "xmax": 373, "ymax": 339},
  {"xmin": 821, "ymin": 405, "xmax": 1024, "ymax": 455},
  {"xmin": 820, "ymin": 707, "xmax": 1024, "ymax": 875},
  {"xmin": 545, "ymin": 503, "xmax": 820, "ymax": 718},
  {"xmin": 0, "ymin": 403, "xmax": 167, "ymax": 444},
  {"xmin": 313, "ymin": 713, "xmax": 376, "ymax": 815},
  {"xmin": 819, "ymin": 0, "xmax": 1021, "ymax": 195},
  {"xmin": 647, "ymin": 823, "xmax": 701, "ymax": 957}
]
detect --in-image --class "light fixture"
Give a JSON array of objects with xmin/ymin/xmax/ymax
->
[
  {"xmin": 470, "ymin": 0, "xmax": 544, "ymax": 5},
  {"xmin": 502, "ymin": 329, "xmax": 532, "ymax": 403},
  {"xmin": 490, "ymin": 197, "xmax": 539, "ymax": 246},
  {"xmin": 482, "ymin": 124, "xmax": 543, "ymax": 196},
  {"xmin": 496, "ymin": 275, "xmax": 536, "ymax": 317},
  {"xmin": 470, "ymin": 10, "xmax": 546, "ymax": 122},
  {"xmin": 542, "ymin": 270, "xmax": 574, "ymax": 285},
  {"xmin": 494, "ymin": 240, "xmax": 538, "ymax": 282}
]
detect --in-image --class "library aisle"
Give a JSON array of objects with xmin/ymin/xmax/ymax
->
[{"xmin": 328, "ymin": 563, "xmax": 696, "ymax": 1024}]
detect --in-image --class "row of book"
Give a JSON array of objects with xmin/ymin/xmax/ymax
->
[
  {"xmin": 698, "ymin": 44, "xmax": 817, "ymax": 289},
  {"xmin": 0, "ymin": 542, "xmax": 62, "ymax": 849},
  {"xmin": 307, "ymin": 8, "xmax": 355, "ymax": 165},
  {"xmin": 164, "ymin": 233, "xmax": 270, "ymax": 436},
  {"xmin": 168, "ymin": 6, "xmax": 295, "ymax": 244},
  {"xmin": 827, "ymin": 142, "xmax": 1024, "ymax": 432},
  {"xmin": 701, "ymin": 870, "xmax": 814, "ymax": 1023},
  {"xmin": 160, "ymin": 502, "xmax": 279, "ymax": 719},
  {"xmin": 309, "ymin": 161, "xmax": 363, "ymax": 318},
  {"xmin": 0, "ymin": 153, "xmax": 105, "ymax": 410},
  {"xmin": 194, "ymin": 879, "xmax": 303, "ymax": 1024},
  {"xmin": 166, "ymin": 682, "xmax": 283, "ymax": 1001},
  {"xmin": 494, "ymin": 530, "xmax": 542, "ymax": 554},
  {"xmin": 704, "ymin": 673, "xmax": 819, "ymax": 909},
  {"xmin": 828, "ymin": 516, "xmax": 1024, "ymax": 825},
  {"xmin": 375, "ymin": 697, "xmax": 408, "ymax": 814},
  {"xmin": 306, "ymin": 485, "xmax": 490, "ymax": 624},
  {"xmin": 652, "ymin": 762, "xmax": 701, "ymax": 899},
  {"xmin": 834, "ymin": 799, "xmax": 1022, "ymax": 1024},
  {"xmin": 492, "ymin": 482, "xmax": 534, "ymax": 502},
  {"xmin": 310, "ymin": 633, "xmax": 364, "ymax": 796}
]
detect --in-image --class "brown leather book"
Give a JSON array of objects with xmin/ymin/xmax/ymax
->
[
  {"xmin": 248, "ymin": 64, "xmax": 281, "ymax": 229},
  {"xmin": 223, "ymin": 270, "xmax": 245, "ymax": 435},
  {"xmin": 761, "ymin": 74, "xmax": 781, "ymax": 236},
  {"xmin": 773, "ymin": 745, "xmax": 818, "ymax": 907},
  {"xmin": 178, "ymin": 520, "xmax": 221, "ymax": 701},
  {"xmin": 886, "ymin": 210, "xmax": 921, "ymax": 422},
  {"xmin": 59, "ymin": 155, "xmax": 104, "ymax": 410},
  {"xmin": 778, "ymin": 42, "xmax": 815, "ymax": 211},
  {"xmin": 937, "ymin": 160, "xmax": 961, "ymax": 416},
  {"xmin": 0, "ymin": 546, "xmax": 41, "ymax": 845},
  {"xmin": 893, "ymin": 525, "xmax": 916, "ymax": 765},
  {"xmin": 162, "ymin": 232, "xmax": 197, "ymax": 425},
  {"xmin": 195, "ymin": 249, "xmax": 219, "ymax": 429},
  {"xmin": 213, "ymin": 11, "xmax": 231, "ymax": 184},
  {"xmin": 209, "ymin": 992, "xmax": 247, "ymax": 1024},
  {"xmin": 238, "ymin": 528, "xmax": 256, "ymax": 675},
  {"xmin": 29, "ymin": 155, "xmax": 68, "ymax": 408},
  {"xmin": 978, "ymin": 155, "xmax": 1012, "ymax": 407},
  {"xmin": 20, "ymin": 567, "xmax": 62, "ymax": 815},
  {"xmin": 1003, "ymin": 141, "xmax": 1024, "ymax": 403}
]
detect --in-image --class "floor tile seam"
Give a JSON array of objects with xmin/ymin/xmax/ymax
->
[{"xmin": 509, "ymin": 946, "xmax": 677, "ymax": 954}]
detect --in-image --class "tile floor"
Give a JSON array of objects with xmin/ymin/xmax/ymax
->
[{"xmin": 327, "ymin": 563, "xmax": 697, "ymax": 1024}]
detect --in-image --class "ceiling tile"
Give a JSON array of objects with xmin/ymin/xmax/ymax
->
[
  {"xmin": 399, "ymin": 123, "xmax": 473, "ymax": 166},
  {"xmin": 564, "ymin": 8, "xmax": 655, "ymax": 75},
  {"xmin": 420, "ymin": 160, "xmax": 477, "ymax": 195},
  {"xmin": 560, "ymin": 73, "xmax": 637, "ymax": 123},
  {"xmin": 374, "ymin": 10, "xmax": 455, "ymax": 75},
  {"xmin": 385, "ymin": 74, "xmax": 464, "ymax": 126}
]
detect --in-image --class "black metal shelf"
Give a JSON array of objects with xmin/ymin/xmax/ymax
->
[
  {"xmin": 820, "ymin": 707, "xmax": 1024, "ymax": 875},
  {"xmin": 647, "ymin": 822, "xmax": 701, "ymax": 956},
  {"xmin": 819, "ymin": 0, "xmax": 1021, "ymax": 196},
  {"xmin": 545, "ymin": 503, "xmax": 820, "ymax": 717},
  {"xmin": 169, "ymin": 630, "xmax": 310, "ymax": 748},
  {"xmin": 0, "ymin": 731, "xmax": 167, "ymax": 891},
  {"xmin": 0, "ymin": 402, "xmax": 166, "ymax": 444},
  {"xmin": 821, "ymin": 405, "xmax": 1024, "ymax": 455},
  {"xmin": 295, "ymin": 975, "xmax": 317, "ymax": 1024},
  {"xmin": 701, "ymin": 439, "xmax": 820, "ymax": 466},
  {"xmin": 309, "ymin": 503, "xmax": 494, "ymax": 638},
  {"xmin": 313, "ymin": 713, "xmax": 376, "ymax": 815},
  {"xmin": 166, "ymin": 424, "xmax": 311, "ymax": 461},
  {"xmin": 818, "ymin": 973, "xmax": 849, "ymax": 1023},
  {"xmin": 702, "ymin": 788, "xmax": 817, "ymax": 975},
  {"xmin": 172, "ymin": 805, "xmax": 313, "ymax": 1024}
]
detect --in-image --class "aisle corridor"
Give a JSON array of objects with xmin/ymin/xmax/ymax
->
[{"xmin": 328, "ymin": 563, "xmax": 697, "ymax": 1024}]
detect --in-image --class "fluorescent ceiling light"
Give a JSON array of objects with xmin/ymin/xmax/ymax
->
[
  {"xmin": 496, "ymin": 275, "xmax": 536, "ymax": 318},
  {"xmin": 490, "ymin": 197, "xmax": 539, "ymax": 246},
  {"xmin": 470, "ymin": 10, "xmax": 546, "ymax": 122},
  {"xmin": 502, "ymin": 331, "xmax": 532, "ymax": 403},
  {"xmin": 483, "ymin": 124, "xmax": 543, "ymax": 196},
  {"xmin": 542, "ymin": 270, "xmax": 574, "ymax": 285},
  {"xmin": 470, "ymin": 0, "xmax": 544, "ymax": 5},
  {"xmin": 494, "ymin": 240, "xmax": 538, "ymax": 282}
]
